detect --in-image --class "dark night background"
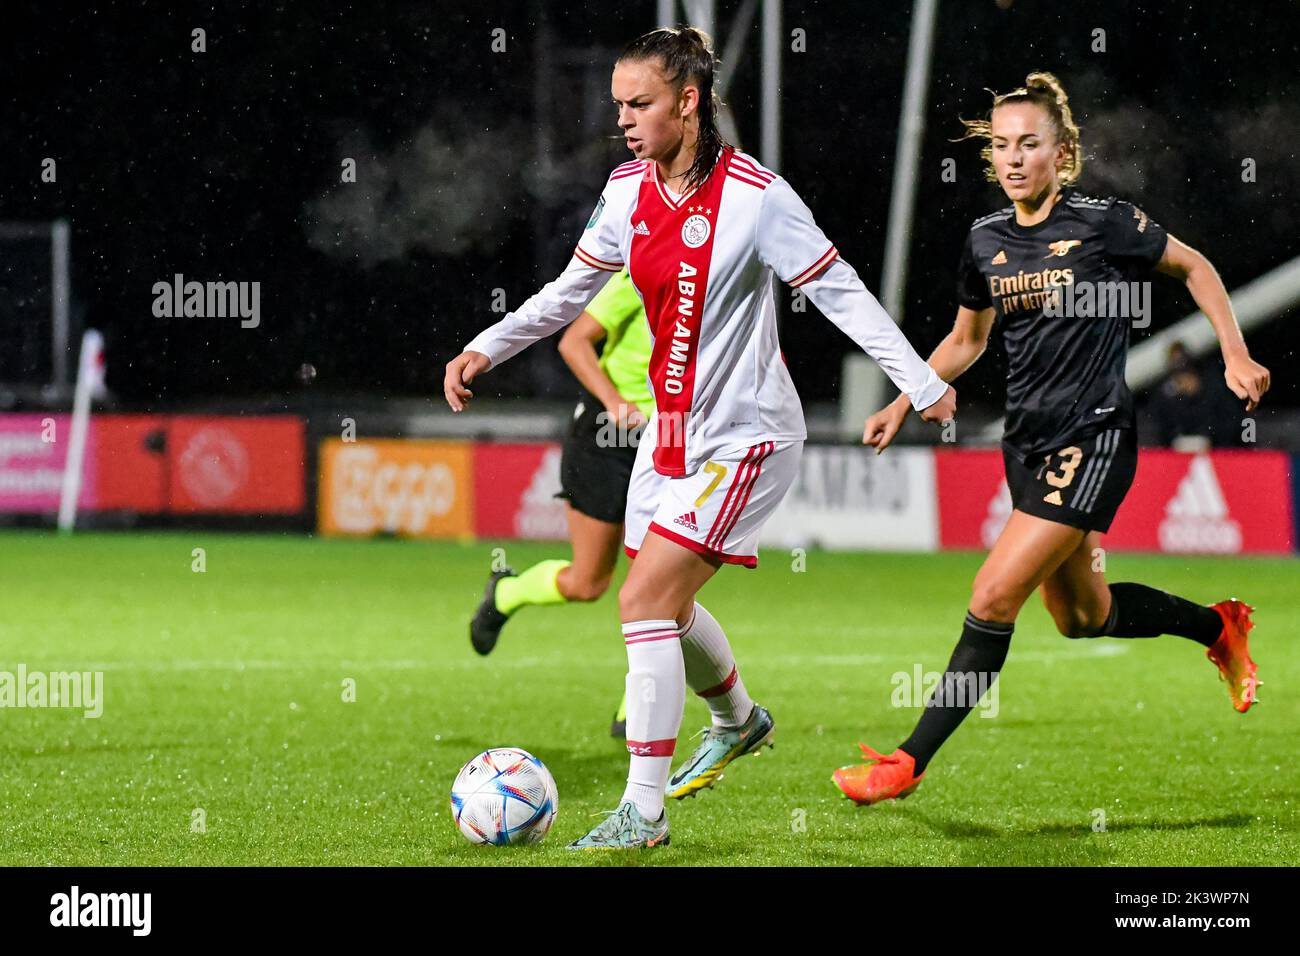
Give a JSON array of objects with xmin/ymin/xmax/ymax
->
[{"xmin": 3, "ymin": 0, "xmax": 1297, "ymax": 423}]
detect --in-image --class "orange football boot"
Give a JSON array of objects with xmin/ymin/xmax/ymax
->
[
  {"xmin": 1206, "ymin": 599, "xmax": 1260, "ymax": 713},
  {"xmin": 833, "ymin": 744, "xmax": 924, "ymax": 805}
]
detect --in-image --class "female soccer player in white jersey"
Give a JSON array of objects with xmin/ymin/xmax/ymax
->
[
  {"xmin": 834, "ymin": 73, "xmax": 1270, "ymax": 807},
  {"xmin": 444, "ymin": 26, "xmax": 955, "ymax": 849}
]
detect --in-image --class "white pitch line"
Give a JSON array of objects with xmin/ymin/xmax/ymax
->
[{"xmin": 18, "ymin": 642, "xmax": 1127, "ymax": 675}]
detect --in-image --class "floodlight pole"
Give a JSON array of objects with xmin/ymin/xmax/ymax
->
[{"xmin": 840, "ymin": 0, "xmax": 939, "ymax": 437}]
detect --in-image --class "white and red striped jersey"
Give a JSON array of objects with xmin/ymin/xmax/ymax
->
[{"xmin": 464, "ymin": 145, "xmax": 947, "ymax": 477}]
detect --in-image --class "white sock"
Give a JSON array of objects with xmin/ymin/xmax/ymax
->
[
  {"xmin": 679, "ymin": 602, "xmax": 754, "ymax": 731},
  {"xmin": 619, "ymin": 619, "xmax": 686, "ymax": 820}
]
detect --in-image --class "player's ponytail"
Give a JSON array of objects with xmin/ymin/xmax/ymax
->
[
  {"xmin": 957, "ymin": 71, "xmax": 1084, "ymax": 186},
  {"xmin": 619, "ymin": 26, "xmax": 729, "ymax": 194}
]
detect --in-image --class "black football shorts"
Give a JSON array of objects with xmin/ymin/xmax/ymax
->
[
  {"xmin": 555, "ymin": 391, "xmax": 642, "ymax": 524},
  {"xmin": 1003, "ymin": 427, "xmax": 1137, "ymax": 533}
]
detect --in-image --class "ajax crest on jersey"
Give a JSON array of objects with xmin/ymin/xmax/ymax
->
[
  {"xmin": 450, "ymin": 747, "xmax": 559, "ymax": 845},
  {"xmin": 681, "ymin": 214, "xmax": 711, "ymax": 248}
]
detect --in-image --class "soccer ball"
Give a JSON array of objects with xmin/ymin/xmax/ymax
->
[{"xmin": 450, "ymin": 747, "xmax": 559, "ymax": 846}]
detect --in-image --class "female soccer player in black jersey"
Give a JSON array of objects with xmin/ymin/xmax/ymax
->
[{"xmin": 835, "ymin": 72, "xmax": 1271, "ymax": 805}]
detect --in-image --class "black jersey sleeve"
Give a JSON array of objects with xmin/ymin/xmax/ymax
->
[
  {"xmin": 956, "ymin": 232, "xmax": 992, "ymax": 309},
  {"xmin": 1103, "ymin": 199, "xmax": 1169, "ymax": 269}
]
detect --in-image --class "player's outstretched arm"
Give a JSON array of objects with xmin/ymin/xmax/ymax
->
[
  {"xmin": 1155, "ymin": 235, "xmax": 1270, "ymax": 412},
  {"xmin": 443, "ymin": 256, "xmax": 616, "ymax": 412},
  {"xmin": 754, "ymin": 176, "xmax": 955, "ymax": 425},
  {"xmin": 865, "ymin": 305, "xmax": 994, "ymax": 453},
  {"xmin": 797, "ymin": 257, "xmax": 956, "ymax": 420}
]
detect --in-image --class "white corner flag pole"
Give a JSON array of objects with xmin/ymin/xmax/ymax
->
[{"xmin": 57, "ymin": 328, "xmax": 104, "ymax": 533}]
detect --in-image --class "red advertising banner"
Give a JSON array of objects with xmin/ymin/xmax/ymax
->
[
  {"xmin": 934, "ymin": 449, "xmax": 1009, "ymax": 551},
  {"xmin": 166, "ymin": 416, "xmax": 304, "ymax": 514},
  {"xmin": 936, "ymin": 447, "xmax": 1294, "ymax": 555},
  {"xmin": 1103, "ymin": 449, "xmax": 1293, "ymax": 555},
  {"xmin": 0, "ymin": 414, "xmax": 305, "ymax": 515},
  {"xmin": 87, "ymin": 415, "xmax": 166, "ymax": 511},
  {"xmin": 471, "ymin": 443, "xmax": 568, "ymax": 541}
]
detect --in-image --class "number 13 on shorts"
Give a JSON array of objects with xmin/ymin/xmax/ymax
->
[{"xmin": 1041, "ymin": 445, "xmax": 1082, "ymax": 505}]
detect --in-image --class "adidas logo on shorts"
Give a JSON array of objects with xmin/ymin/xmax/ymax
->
[{"xmin": 673, "ymin": 511, "xmax": 699, "ymax": 532}]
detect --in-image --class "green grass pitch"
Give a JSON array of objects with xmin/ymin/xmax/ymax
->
[{"xmin": 0, "ymin": 530, "xmax": 1295, "ymax": 866}]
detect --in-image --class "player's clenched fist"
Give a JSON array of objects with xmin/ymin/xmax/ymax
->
[
  {"xmin": 1223, "ymin": 353, "xmax": 1270, "ymax": 413},
  {"xmin": 917, "ymin": 384, "xmax": 957, "ymax": 425},
  {"xmin": 444, "ymin": 351, "xmax": 491, "ymax": 412}
]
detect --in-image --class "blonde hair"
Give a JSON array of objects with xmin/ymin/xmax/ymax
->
[{"xmin": 957, "ymin": 72, "xmax": 1083, "ymax": 186}]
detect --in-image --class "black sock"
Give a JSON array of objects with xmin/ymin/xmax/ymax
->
[
  {"xmin": 898, "ymin": 612, "xmax": 1012, "ymax": 776},
  {"xmin": 1097, "ymin": 583, "xmax": 1221, "ymax": 647}
]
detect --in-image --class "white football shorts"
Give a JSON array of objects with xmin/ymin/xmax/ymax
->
[{"xmin": 623, "ymin": 423, "xmax": 802, "ymax": 569}]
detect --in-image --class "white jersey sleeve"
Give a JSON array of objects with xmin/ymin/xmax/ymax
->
[
  {"xmin": 462, "ymin": 257, "xmax": 614, "ymax": 370},
  {"xmin": 573, "ymin": 179, "xmax": 628, "ymax": 273},
  {"xmin": 755, "ymin": 177, "xmax": 840, "ymax": 287},
  {"xmin": 799, "ymin": 258, "xmax": 947, "ymax": 411},
  {"xmin": 756, "ymin": 177, "xmax": 947, "ymax": 412},
  {"xmin": 462, "ymin": 173, "xmax": 634, "ymax": 368}
]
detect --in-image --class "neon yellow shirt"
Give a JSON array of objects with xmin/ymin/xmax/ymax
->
[{"xmin": 585, "ymin": 270, "xmax": 654, "ymax": 417}]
